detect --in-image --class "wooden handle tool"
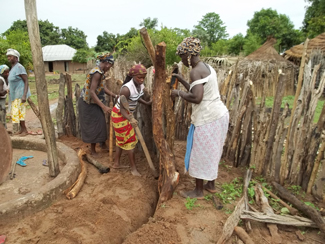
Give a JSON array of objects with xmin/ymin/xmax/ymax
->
[{"xmin": 120, "ymin": 95, "xmax": 158, "ymax": 177}]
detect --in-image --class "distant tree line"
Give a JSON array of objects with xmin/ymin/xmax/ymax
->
[{"xmin": 1, "ymin": 1, "xmax": 324, "ymax": 69}]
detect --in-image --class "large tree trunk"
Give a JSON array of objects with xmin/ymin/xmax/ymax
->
[{"xmin": 153, "ymin": 42, "xmax": 179, "ymax": 205}]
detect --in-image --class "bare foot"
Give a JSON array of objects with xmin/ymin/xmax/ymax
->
[
  {"xmin": 131, "ymin": 168, "xmax": 141, "ymax": 176},
  {"xmin": 112, "ymin": 163, "xmax": 130, "ymax": 169},
  {"xmin": 179, "ymin": 190, "xmax": 204, "ymax": 200},
  {"xmin": 204, "ymin": 183, "xmax": 217, "ymax": 193},
  {"xmin": 90, "ymin": 152, "xmax": 100, "ymax": 158},
  {"xmin": 19, "ymin": 131, "xmax": 28, "ymax": 137}
]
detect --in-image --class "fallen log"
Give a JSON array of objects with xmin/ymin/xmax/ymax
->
[
  {"xmin": 217, "ymin": 197, "xmax": 245, "ymax": 244},
  {"xmin": 234, "ymin": 226, "xmax": 255, "ymax": 244},
  {"xmin": 85, "ymin": 154, "xmax": 110, "ymax": 174},
  {"xmin": 241, "ymin": 210, "xmax": 317, "ymax": 228},
  {"xmin": 273, "ymin": 181, "xmax": 325, "ymax": 233},
  {"xmin": 64, "ymin": 149, "xmax": 87, "ymax": 199}
]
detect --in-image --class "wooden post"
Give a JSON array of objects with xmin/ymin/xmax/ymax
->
[
  {"xmin": 24, "ymin": 0, "xmax": 59, "ymax": 176},
  {"xmin": 140, "ymin": 28, "xmax": 156, "ymax": 67},
  {"xmin": 56, "ymin": 73, "xmax": 65, "ymax": 137},
  {"xmin": 64, "ymin": 73, "xmax": 76, "ymax": 136},
  {"xmin": 263, "ymin": 73, "xmax": 285, "ymax": 175},
  {"xmin": 280, "ymin": 39, "xmax": 309, "ymax": 185},
  {"xmin": 109, "ymin": 95, "xmax": 114, "ymax": 164},
  {"xmin": 153, "ymin": 42, "xmax": 179, "ymax": 204},
  {"xmin": 74, "ymin": 83, "xmax": 81, "ymax": 138}
]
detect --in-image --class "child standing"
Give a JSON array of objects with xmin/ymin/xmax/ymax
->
[{"xmin": 111, "ymin": 64, "xmax": 151, "ymax": 176}]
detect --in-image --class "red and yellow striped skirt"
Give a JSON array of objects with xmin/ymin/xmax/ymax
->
[{"xmin": 111, "ymin": 107, "xmax": 138, "ymax": 150}]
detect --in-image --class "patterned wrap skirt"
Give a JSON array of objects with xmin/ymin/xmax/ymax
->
[
  {"xmin": 111, "ymin": 106, "xmax": 138, "ymax": 150},
  {"xmin": 188, "ymin": 112, "xmax": 229, "ymax": 181}
]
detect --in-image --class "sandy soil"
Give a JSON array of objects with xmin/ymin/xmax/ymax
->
[{"xmin": 1, "ymin": 104, "xmax": 325, "ymax": 244}]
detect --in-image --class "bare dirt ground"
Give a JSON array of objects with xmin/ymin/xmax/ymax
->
[{"xmin": 1, "ymin": 105, "xmax": 325, "ymax": 244}]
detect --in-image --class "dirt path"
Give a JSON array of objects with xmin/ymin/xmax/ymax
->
[{"xmin": 1, "ymin": 105, "xmax": 325, "ymax": 243}]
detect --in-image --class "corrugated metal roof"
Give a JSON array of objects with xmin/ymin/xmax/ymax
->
[{"xmin": 42, "ymin": 44, "xmax": 76, "ymax": 61}]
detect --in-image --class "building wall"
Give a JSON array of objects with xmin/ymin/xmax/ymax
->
[{"xmin": 44, "ymin": 61, "xmax": 87, "ymax": 74}]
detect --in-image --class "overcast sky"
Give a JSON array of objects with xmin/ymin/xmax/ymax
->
[{"xmin": 1, "ymin": 0, "xmax": 308, "ymax": 47}]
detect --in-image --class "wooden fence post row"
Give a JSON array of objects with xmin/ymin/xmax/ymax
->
[{"xmin": 221, "ymin": 48, "xmax": 325, "ymax": 197}]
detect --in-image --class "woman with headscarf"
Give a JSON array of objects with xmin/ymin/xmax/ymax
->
[
  {"xmin": 171, "ymin": 37, "xmax": 229, "ymax": 199},
  {"xmin": 0, "ymin": 65, "xmax": 9, "ymax": 127},
  {"xmin": 78, "ymin": 53, "xmax": 118, "ymax": 156},
  {"xmin": 6, "ymin": 49, "xmax": 31, "ymax": 135},
  {"xmin": 111, "ymin": 64, "xmax": 152, "ymax": 176}
]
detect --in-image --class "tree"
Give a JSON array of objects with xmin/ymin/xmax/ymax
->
[
  {"xmin": 303, "ymin": 0, "xmax": 325, "ymax": 38},
  {"xmin": 193, "ymin": 12, "xmax": 228, "ymax": 47},
  {"xmin": 228, "ymin": 33, "xmax": 245, "ymax": 55},
  {"xmin": 243, "ymin": 32, "xmax": 262, "ymax": 56},
  {"xmin": 4, "ymin": 19, "xmax": 61, "ymax": 46},
  {"xmin": 95, "ymin": 31, "xmax": 117, "ymax": 52},
  {"xmin": 60, "ymin": 27, "xmax": 88, "ymax": 50},
  {"xmin": 124, "ymin": 27, "xmax": 184, "ymax": 67},
  {"xmin": 139, "ymin": 17, "xmax": 158, "ymax": 30},
  {"xmin": 0, "ymin": 29, "xmax": 33, "ymax": 70},
  {"xmin": 247, "ymin": 8, "xmax": 301, "ymax": 52}
]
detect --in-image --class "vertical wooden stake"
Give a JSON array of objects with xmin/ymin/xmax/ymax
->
[
  {"xmin": 280, "ymin": 38, "xmax": 309, "ymax": 185},
  {"xmin": 24, "ymin": 0, "xmax": 59, "ymax": 176},
  {"xmin": 109, "ymin": 95, "xmax": 114, "ymax": 164},
  {"xmin": 140, "ymin": 28, "xmax": 156, "ymax": 67}
]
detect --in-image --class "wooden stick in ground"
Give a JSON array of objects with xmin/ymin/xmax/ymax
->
[
  {"xmin": 273, "ymin": 181, "xmax": 325, "ymax": 233},
  {"xmin": 64, "ymin": 149, "xmax": 87, "ymax": 199},
  {"xmin": 24, "ymin": 0, "xmax": 60, "ymax": 177},
  {"xmin": 139, "ymin": 27, "xmax": 156, "ymax": 67},
  {"xmin": 109, "ymin": 95, "xmax": 114, "ymax": 164},
  {"xmin": 56, "ymin": 73, "xmax": 65, "ymax": 137},
  {"xmin": 120, "ymin": 95, "xmax": 158, "ymax": 177},
  {"xmin": 217, "ymin": 197, "xmax": 245, "ymax": 244},
  {"xmin": 234, "ymin": 226, "xmax": 255, "ymax": 244},
  {"xmin": 260, "ymin": 184, "xmax": 298, "ymax": 215},
  {"xmin": 255, "ymin": 183, "xmax": 282, "ymax": 244},
  {"xmin": 243, "ymin": 170, "xmax": 252, "ymax": 232},
  {"xmin": 280, "ymin": 38, "xmax": 309, "ymax": 185},
  {"xmin": 27, "ymin": 97, "xmax": 41, "ymax": 121}
]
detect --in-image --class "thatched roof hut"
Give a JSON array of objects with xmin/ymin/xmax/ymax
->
[
  {"xmin": 283, "ymin": 33, "xmax": 325, "ymax": 65},
  {"xmin": 237, "ymin": 37, "xmax": 297, "ymax": 97}
]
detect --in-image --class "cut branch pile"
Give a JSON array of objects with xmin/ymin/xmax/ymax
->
[{"xmin": 217, "ymin": 170, "xmax": 325, "ymax": 244}]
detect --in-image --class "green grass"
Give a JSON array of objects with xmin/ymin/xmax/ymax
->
[
  {"xmin": 256, "ymin": 95, "xmax": 325, "ymax": 123},
  {"xmin": 27, "ymin": 74, "xmax": 85, "ymax": 106}
]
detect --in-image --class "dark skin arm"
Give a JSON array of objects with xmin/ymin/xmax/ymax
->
[
  {"xmin": 90, "ymin": 73, "xmax": 111, "ymax": 114},
  {"xmin": 119, "ymin": 87, "xmax": 132, "ymax": 120},
  {"xmin": 19, "ymin": 74, "xmax": 29, "ymax": 103},
  {"xmin": 138, "ymin": 98, "xmax": 152, "ymax": 106},
  {"xmin": 0, "ymin": 80, "xmax": 7, "ymax": 96},
  {"xmin": 172, "ymin": 73, "xmax": 190, "ymax": 91},
  {"xmin": 171, "ymin": 70, "xmax": 204, "ymax": 104},
  {"xmin": 104, "ymin": 87, "xmax": 118, "ymax": 98}
]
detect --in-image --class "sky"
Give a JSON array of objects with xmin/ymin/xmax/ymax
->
[{"xmin": 1, "ymin": 0, "xmax": 308, "ymax": 47}]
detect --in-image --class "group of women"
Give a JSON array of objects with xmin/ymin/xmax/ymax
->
[
  {"xmin": 0, "ymin": 49, "xmax": 30, "ymax": 134},
  {"xmin": 2, "ymin": 37, "xmax": 229, "ymax": 199},
  {"xmin": 80, "ymin": 37, "xmax": 229, "ymax": 199}
]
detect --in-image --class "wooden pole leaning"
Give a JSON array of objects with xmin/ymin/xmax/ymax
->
[
  {"xmin": 120, "ymin": 95, "xmax": 158, "ymax": 177},
  {"xmin": 109, "ymin": 95, "xmax": 114, "ymax": 164},
  {"xmin": 24, "ymin": 0, "xmax": 60, "ymax": 176}
]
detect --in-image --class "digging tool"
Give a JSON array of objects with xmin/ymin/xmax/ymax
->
[
  {"xmin": 120, "ymin": 95, "xmax": 158, "ymax": 177},
  {"xmin": 9, "ymin": 157, "xmax": 17, "ymax": 180},
  {"xmin": 109, "ymin": 95, "xmax": 114, "ymax": 164},
  {"xmin": 0, "ymin": 123, "xmax": 12, "ymax": 184}
]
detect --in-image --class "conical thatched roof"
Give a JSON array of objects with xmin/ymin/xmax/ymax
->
[
  {"xmin": 244, "ymin": 37, "xmax": 287, "ymax": 62},
  {"xmin": 284, "ymin": 33, "xmax": 325, "ymax": 60}
]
